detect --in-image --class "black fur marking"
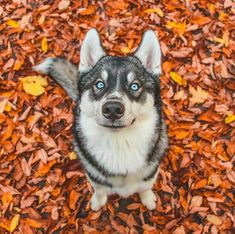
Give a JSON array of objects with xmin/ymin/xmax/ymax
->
[
  {"xmin": 78, "ymin": 56, "xmax": 160, "ymax": 104},
  {"xmin": 86, "ymin": 170, "xmax": 113, "ymax": 188},
  {"xmin": 146, "ymin": 122, "xmax": 162, "ymax": 163},
  {"xmin": 143, "ymin": 164, "xmax": 159, "ymax": 181}
]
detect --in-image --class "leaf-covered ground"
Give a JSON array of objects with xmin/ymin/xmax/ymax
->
[{"xmin": 0, "ymin": 0, "xmax": 234, "ymax": 233}]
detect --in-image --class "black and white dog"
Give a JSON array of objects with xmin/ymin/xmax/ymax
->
[{"xmin": 34, "ymin": 29, "xmax": 168, "ymax": 211}]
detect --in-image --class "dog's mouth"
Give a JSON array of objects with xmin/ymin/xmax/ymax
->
[{"xmin": 101, "ymin": 119, "xmax": 136, "ymax": 129}]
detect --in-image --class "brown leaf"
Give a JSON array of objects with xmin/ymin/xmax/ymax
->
[{"xmin": 21, "ymin": 158, "xmax": 31, "ymax": 176}]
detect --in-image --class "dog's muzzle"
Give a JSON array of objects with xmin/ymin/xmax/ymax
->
[{"xmin": 102, "ymin": 101, "xmax": 125, "ymax": 121}]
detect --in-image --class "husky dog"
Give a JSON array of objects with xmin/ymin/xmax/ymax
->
[{"xmin": 34, "ymin": 29, "xmax": 168, "ymax": 211}]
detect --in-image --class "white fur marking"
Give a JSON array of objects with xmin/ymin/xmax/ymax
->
[
  {"xmin": 101, "ymin": 70, "xmax": 108, "ymax": 81},
  {"xmin": 135, "ymin": 30, "xmax": 162, "ymax": 75},
  {"xmin": 33, "ymin": 58, "xmax": 54, "ymax": 74}
]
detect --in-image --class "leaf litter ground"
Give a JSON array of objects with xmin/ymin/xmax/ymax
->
[{"xmin": 0, "ymin": 0, "xmax": 234, "ymax": 233}]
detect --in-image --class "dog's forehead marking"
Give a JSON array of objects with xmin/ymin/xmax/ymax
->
[
  {"xmin": 127, "ymin": 72, "xmax": 135, "ymax": 83},
  {"xmin": 101, "ymin": 70, "xmax": 108, "ymax": 81}
]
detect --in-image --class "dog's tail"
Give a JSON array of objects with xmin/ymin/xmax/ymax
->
[{"xmin": 34, "ymin": 58, "xmax": 79, "ymax": 101}]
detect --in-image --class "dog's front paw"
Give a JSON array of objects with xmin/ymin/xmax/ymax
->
[
  {"xmin": 90, "ymin": 192, "xmax": 107, "ymax": 211},
  {"xmin": 139, "ymin": 189, "xmax": 157, "ymax": 210}
]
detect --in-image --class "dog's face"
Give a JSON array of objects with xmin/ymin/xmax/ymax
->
[{"xmin": 78, "ymin": 29, "xmax": 162, "ymax": 130}]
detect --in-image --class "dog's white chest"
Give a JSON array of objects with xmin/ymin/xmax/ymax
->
[{"xmin": 79, "ymin": 112, "xmax": 157, "ymax": 175}]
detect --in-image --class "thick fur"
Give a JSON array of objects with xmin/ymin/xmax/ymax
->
[{"xmin": 34, "ymin": 29, "xmax": 168, "ymax": 210}]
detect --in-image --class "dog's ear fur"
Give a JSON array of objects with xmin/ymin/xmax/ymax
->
[
  {"xmin": 34, "ymin": 58, "xmax": 79, "ymax": 101},
  {"xmin": 79, "ymin": 29, "xmax": 106, "ymax": 73},
  {"xmin": 134, "ymin": 30, "xmax": 161, "ymax": 76}
]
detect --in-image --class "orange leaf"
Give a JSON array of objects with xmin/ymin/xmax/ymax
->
[
  {"xmin": 193, "ymin": 179, "xmax": 207, "ymax": 190},
  {"xmin": 69, "ymin": 190, "xmax": 80, "ymax": 210},
  {"xmin": 1, "ymin": 192, "xmax": 13, "ymax": 213},
  {"xmin": 1, "ymin": 118, "xmax": 14, "ymax": 142},
  {"xmin": 0, "ymin": 218, "xmax": 11, "ymax": 231},
  {"xmin": 191, "ymin": 16, "xmax": 211, "ymax": 25},
  {"xmin": 127, "ymin": 203, "xmax": 140, "ymax": 210},
  {"xmin": 35, "ymin": 159, "xmax": 57, "ymax": 177},
  {"xmin": 79, "ymin": 5, "xmax": 95, "ymax": 15},
  {"xmin": 24, "ymin": 218, "xmax": 43, "ymax": 228},
  {"xmin": 174, "ymin": 130, "xmax": 189, "ymax": 140},
  {"xmin": 87, "ymin": 211, "xmax": 102, "ymax": 221}
]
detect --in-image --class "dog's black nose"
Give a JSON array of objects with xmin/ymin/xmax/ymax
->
[{"xmin": 102, "ymin": 101, "xmax": 125, "ymax": 120}]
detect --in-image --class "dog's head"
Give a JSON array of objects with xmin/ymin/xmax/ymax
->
[{"xmin": 78, "ymin": 29, "xmax": 162, "ymax": 130}]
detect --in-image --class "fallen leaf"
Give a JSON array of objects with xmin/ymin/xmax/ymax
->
[
  {"xmin": 2, "ymin": 192, "xmax": 13, "ymax": 213},
  {"xmin": 21, "ymin": 158, "xmax": 31, "ymax": 176},
  {"xmin": 41, "ymin": 37, "xmax": 48, "ymax": 52},
  {"xmin": 10, "ymin": 214, "xmax": 20, "ymax": 232},
  {"xmin": 193, "ymin": 179, "xmax": 207, "ymax": 190},
  {"xmin": 189, "ymin": 86, "xmax": 209, "ymax": 105},
  {"xmin": 170, "ymin": 72, "xmax": 187, "ymax": 86},
  {"xmin": 225, "ymin": 114, "xmax": 235, "ymax": 124},
  {"xmin": 35, "ymin": 159, "xmax": 57, "ymax": 177},
  {"xmin": 190, "ymin": 196, "xmax": 203, "ymax": 209},
  {"xmin": 58, "ymin": 0, "xmax": 70, "ymax": 10},
  {"xmin": 6, "ymin": 19, "xmax": 19, "ymax": 28},
  {"xmin": 68, "ymin": 151, "xmax": 77, "ymax": 160},
  {"xmin": 20, "ymin": 76, "xmax": 48, "ymax": 96},
  {"xmin": 69, "ymin": 190, "xmax": 80, "ymax": 210},
  {"xmin": 145, "ymin": 8, "xmax": 164, "ymax": 17},
  {"xmin": 207, "ymin": 215, "xmax": 222, "ymax": 226}
]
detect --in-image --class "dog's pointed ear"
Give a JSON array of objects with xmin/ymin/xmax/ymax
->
[
  {"xmin": 134, "ymin": 30, "xmax": 161, "ymax": 75},
  {"xmin": 79, "ymin": 29, "xmax": 106, "ymax": 73}
]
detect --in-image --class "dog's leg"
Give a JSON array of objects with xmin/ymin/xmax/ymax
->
[
  {"xmin": 139, "ymin": 167, "xmax": 160, "ymax": 210},
  {"xmin": 90, "ymin": 189, "xmax": 107, "ymax": 211},
  {"xmin": 139, "ymin": 189, "xmax": 157, "ymax": 210}
]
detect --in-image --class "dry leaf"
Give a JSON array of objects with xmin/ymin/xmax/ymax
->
[
  {"xmin": 41, "ymin": 37, "xmax": 48, "ymax": 52},
  {"xmin": 10, "ymin": 214, "xmax": 20, "ymax": 232},
  {"xmin": 170, "ymin": 72, "xmax": 187, "ymax": 86},
  {"xmin": 6, "ymin": 19, "xmax": 19, "ymax": 28},
  {"xmin": 225, "ymin": 114, "xmax": 235, "ymax": 124},
  {"xmin": 207, "ymin": 215, "xmax": 222, "ymax": 226},
  {"xmin": 189, "ymin": 86, "xmax": 209, "ymax": 105},
  {"xmin": 190, "ymin": 196, "xmax": 203, "ymax": 209},
  {"xmin": 145, "ymin": 8, "xmax": 164, "ymax": 17},
  {"xmin": 20, "ymin": 76, "xmax": 48, "ymax": 96},
  {"xmin": 58, "ymin": 0, "xmax": 70, "ymax": 10}
]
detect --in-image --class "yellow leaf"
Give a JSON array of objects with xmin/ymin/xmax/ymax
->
[
  {"xmin": 6, "ymin": 19, "xmax": 19, "ymax": 28},
  {"xmin": 2, "ymin": 192, "xmax": 13, "ymax": 206},
  {"xmin": 144, "ymin": 8, "xmax": 164, "ymax": 17},
  {"xmin": 214, "ymin": 37, "xmax": 225, "ymax": 44},
  {"xmin": 207, "ymin": 3, "xmax": 215, "ymax": 15},
  {"xmin": 20, "ymin": 76, "xmax": 48, "ymax": 96},
  {"xmin": 68, "ymin": 152, "xmax": 77, "ymax": 160},
  {"xmin": 219, "ymin": 11, "xmax": 227, "ymax": 21},
  {"xmin": 13, "ymin": 60, "xmax": 24, "ymax": 71},
  {"xmin": 166, "ymin": 21, "xmax": 186, "ymax": 35},
  {"xmin": 207, "ymin": 215, "xmax": 222, "ymax": 226},
  {"xmin": 4, "ymin": 103, "xmax": 11, "ymax": 112},
  {"xmin": 214, "ymin": 33, "xmax": 229, "ymax": 47},
  {"xmin": 120, "ymin": 47, "xmax": 130, "ymax": 54},
  {"xmin": 41, "ymin": 37, "xmax": 48, "ymax": 52},
  {"xmin": 170, "ymin": 72, "xmax": 186, "ymax": 86},
  {"xmin": 225, "ymin": 114, "xmax": 235, "ymax": 124},
  {"xmin": 10, "ymin": 214, "xmax": 20, "ymax": 232}
]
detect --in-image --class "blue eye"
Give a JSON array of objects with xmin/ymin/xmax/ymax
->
[
  {"xmin": 130, "ymin": 83, "xmax": 140, "ymax": 91},
  {"xmin": 95, "ymin": 81, "xmax": 105, "ymax": 90}
]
